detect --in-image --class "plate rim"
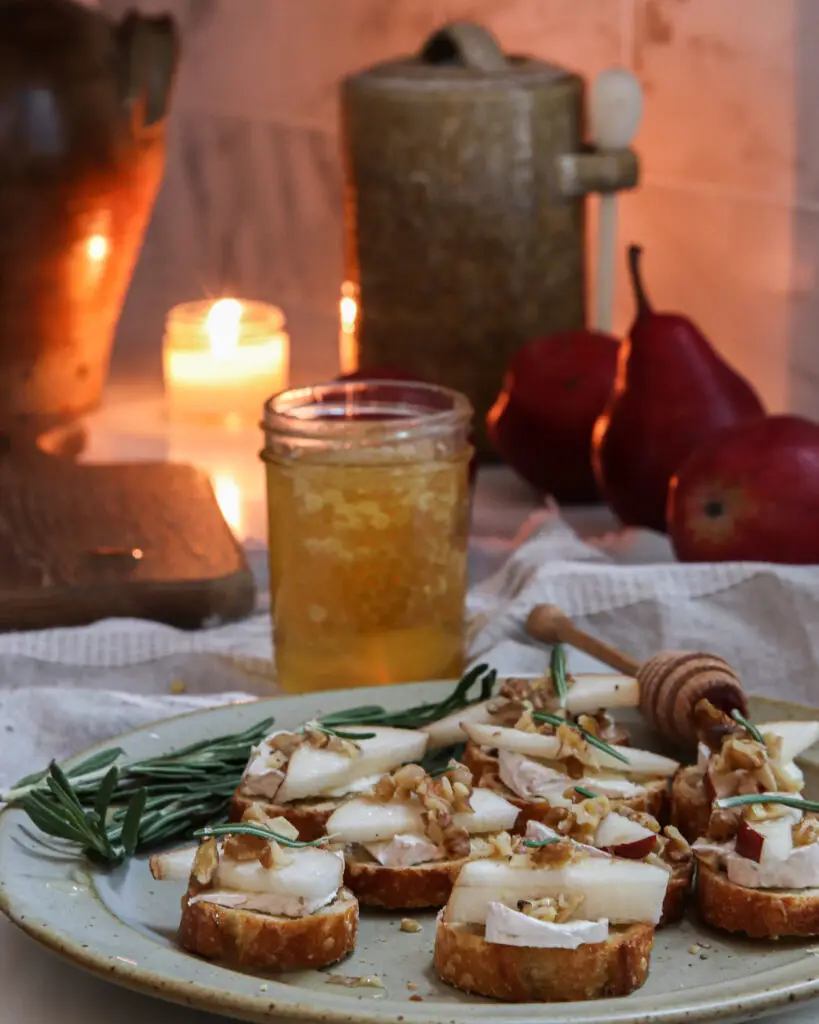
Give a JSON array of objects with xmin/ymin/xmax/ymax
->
[{"xmin": 2, "ymin": 684, "xmax": 819, "ymax": 1024}]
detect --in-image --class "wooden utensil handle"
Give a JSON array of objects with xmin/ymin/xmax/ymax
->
[{"xmin": 525, "ymin": 604, "xmax": 642, "ymax": 677}]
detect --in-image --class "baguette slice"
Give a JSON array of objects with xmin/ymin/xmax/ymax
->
[
  {"xmin": 669, "ymin": 765, "xmax": 711, "ymax": 843},
  {"xmin": 696, "ymin": 862, "xmax": 819, "ymax": 938},
  {"xmin": 434, "ymin": 915, "xmax": 654, "ymax": 1001},
  {"xmin": 659, "ymin": 863, "xmax": 693, "ymax": 928},
  {"xmin": 179, "ymin": 886, "xmax": 358, "ymax": 969},
  {"xmin": 344, "ymin": 851, "xmax": 466, "ymax": 910},
  {"xmin": 230, "ymin": 790, "xmax": 336, "ymax": 842},
  {"xmin": 481, "ymin": 772, "xmax": 667, "ymax": 827}
]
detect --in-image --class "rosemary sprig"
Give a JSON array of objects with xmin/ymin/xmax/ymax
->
[
  {"xmin": 716, "ymin": 793, "xmax": 819, "ymax": 813},
  {"xmin": 193, "ymin": 823, "xmax": 331, "ymax": 847},
  {"xmin": 523, "ymin": 836, "xmax": 560, "ymax": 848},
  {"xmin": 317, "ymin": 664, "xmax": 496, "ymax": 730},
  {"xmin": 573, "ymin": 785, "xmax": 598, "ymax": 799},
  {"xmin": 550, "ymin": 644, "xmax": 569, "ymax": 709},
  {"xmin": 5, "ymin": 717, "xmax": 274, "ymax": 864},
  {"xmin": 533, "ymin": 711, "xmax": 630, "ymax": 765},
  {"xmin": 730, "ymin": 709, "xmax": 765, "ymax": 745}
]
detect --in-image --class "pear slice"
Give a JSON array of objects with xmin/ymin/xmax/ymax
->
[
  {"xmin": 735, "ymin": 810, "xmax": 800, "ymax": 864},
  {"xmin": 276, "ymin": 727, "xmax": 428, "ymax": 803},
  {"xmin": 150, "ymin": 845, "xmax": 197, "ymax": 881},
  {"xmin": 595, "ymin": 813, "xmax": 657, "ymax": 859},
  {"xmin": 422, "ymin": 700, "xmax": 495, "ymax": 750},
  {"xmin": 463, "ymin": 722, "xmax": 678, "ymax": 777},
  {"xmin": 760, "ymin": 721, "xmax": 819, "ymax": 765},
  {"xmin": 216, "ymin": 846, "xmax": 344, "ymax": 900},
  {"xmin": 325, "ymin": 797, "xmax": 425, "ymax": 844},
  {"xmin": 564, "ymin": 674, "xmax": 639, "ymax": 713},
  {"xmin": 446, "ymin": 856, "xmax": 668, "ymax": 926},
  {"xmin": 452, "ymin": 787, "xmax": 519, "ymax": 834}
]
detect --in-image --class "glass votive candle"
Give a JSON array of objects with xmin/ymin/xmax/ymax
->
[{"xmin": 261, "ymin": 380, "xmax": 473, "ymax": 693}]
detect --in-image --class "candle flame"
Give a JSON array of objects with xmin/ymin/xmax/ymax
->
[
  {"xmin": 86, "ymin": 233, "xmax": 109, "ymax": 262},
  {"xmin": 340, "ymin": 281, "xmax": 357, "ymax": 331},
  {"xmin": 206, "ymin": 298, "xmax": 243, "ymax": 359},
  {"xmin": 213, "ymin": 473, "xmax": 243, "ymax": 536}
]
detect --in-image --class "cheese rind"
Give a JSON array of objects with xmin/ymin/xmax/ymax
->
[{"xmin": 484, "ymin": 902, "xmax": 609, "ymax": 948}]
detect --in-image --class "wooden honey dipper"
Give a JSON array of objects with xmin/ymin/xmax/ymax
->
[{"xmin": 525, "ymin": 604, "xmax": 748, "ymax": 749}]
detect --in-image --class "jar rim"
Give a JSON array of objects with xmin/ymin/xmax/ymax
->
[{"xmin": 262, "ymin": 379, "xmax": 472, "ymax": 447}]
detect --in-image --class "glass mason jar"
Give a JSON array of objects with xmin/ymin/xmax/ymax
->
[{"xmin": 261, "ymin": 380, "xmax": 473, "ymax": 693}]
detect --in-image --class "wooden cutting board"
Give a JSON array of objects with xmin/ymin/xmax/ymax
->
[{"xmin": 0, "ymin": 458, "xmax": 256, "ymax": 631}]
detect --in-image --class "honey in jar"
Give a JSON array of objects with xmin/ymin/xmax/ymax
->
[{"xmin": 261, "ymin": 380, "xmax": 472, "ymax": 693}]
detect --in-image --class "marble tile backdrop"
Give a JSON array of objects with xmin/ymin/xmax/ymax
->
[{"xmin": 103, "ymin": 0, "xmax": 817, "ymax": 414}]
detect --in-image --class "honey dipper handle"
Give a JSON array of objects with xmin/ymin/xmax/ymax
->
[{"xmin": 525, "ymin": 604, "xmax": 642, "ymax": 677}]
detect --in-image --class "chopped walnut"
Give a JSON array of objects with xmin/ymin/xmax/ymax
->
[
  {"xmin": 519, "ymin": 891, "xmax": 584, "ymax": 924},
  {"xmin": 708, "ymin": 806, "xmax": 741, "ymax": 841},
  {"xmin": 576, "ymin": 714, "xmax": 600, "ymax": 738},
  {"xmin": 618, "ymin": 806, "xmax": 661, "ymax": 834},
  {"xmin": 720, "ymin": 736, "xmax": 768, "ymax": 772},
  {"xmin": 793, "ymin": 816, "xmax": 819, "ymax": 848},
  {"xmin": 659, "ymin": 825, "xmax": 692, "ymax": 864},
  {"xmin": 555, "ymin": 723, "xmax": 595, "ymax": 767},
  {"xmin": 526, "ymin": 837, "xmax": 581, "ymax": 868},
  {"xmin": 192, "ymin": 837, "xmax": 219, "ymax": 886},
  {"xmin": 270, "ymin": 731, "xmax": 303, "ymax": 757},
  {"xmin": 693, "ymin": 699, "xmax": 739, "ymax": 751}
]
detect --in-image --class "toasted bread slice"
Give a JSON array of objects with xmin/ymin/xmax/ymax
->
[
  {"xmin": 434, "ymin": 915, "xmax": 654, "ymax": 1001},
  {"xmin": 178, "ymin": 886, "xmax": 358, "ymax": 969},
  {"xmin": 230, "ymin": 790, "xmax": 337, "ymax": 842},
  {"xmin": 343, "ymin": 850, "xmax": 466, "ymax": 909},
  {"xmin": 659, "ymin": 863, "xmax": 693, "ymax": 928},
  {"xmin": 696, "ymin": 862, "xmax": 819, "ymax": 938},
  {"xmin": 669, "ymin": 766, "xmax": 710, "ymax": 843},
  {"xmin": 481, "ymin": 772, "xmax": 667, "ymax": 827}
]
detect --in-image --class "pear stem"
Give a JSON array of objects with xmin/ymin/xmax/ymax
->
[{"xmin": 627, "ymin": 244, "xmax": 652, "ymax": 317}]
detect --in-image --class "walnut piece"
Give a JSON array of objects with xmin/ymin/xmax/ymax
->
[
  {"xmin": 519, "ymin": 891, "xmax": 584, "ymax": 924},
  {"xmin": 192, "ymin": 837, "xmax": 219, "ymax": 886}
]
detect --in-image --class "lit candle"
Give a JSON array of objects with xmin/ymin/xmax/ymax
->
[
  {"xmin": 163, "ymin": 298, "xmax": 289, "ymax": 428},
  {"xmin": 338, "ymin": 281, "xmax": 359, "ymax": 375}
]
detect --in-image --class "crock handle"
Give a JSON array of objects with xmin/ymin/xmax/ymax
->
[{"xmin": 419, "ymin": 21, "xmax": 508, "ymax": 73}]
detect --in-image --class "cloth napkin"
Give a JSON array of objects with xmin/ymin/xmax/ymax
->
[{"xmin": 2, "ymin": 503, "xmax": 819, "ymax": 788}]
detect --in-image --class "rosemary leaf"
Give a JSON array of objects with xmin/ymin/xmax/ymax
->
[
  {"xmin": 66, "ymin": 748, "xmax": 125, "ymax": 780},
  {"xmin": 523, "ymin": 836, "xmax": 560, "ymax": 848},
  {"xmin": 193, "ymin": 823, "xmax": 330, "ymax": 848},
  {"xmin": 574, "ymin": 785, "xmax": 598, "ymax": 799},
  {"xmin": 120, "ymin": 789, "xmax": 147, "ymax": 857},
  {"xmin": 550, "ymin": 644, "xmax": 569, "ymax": 709},
  {"xmin": 730, "ymin": 709, "xmax": 765, "ymax": 745},
  {"xmin": 533, "ymin": 712, "xmax": 630, "ymax": 765},
  {"xmin": 716, "ymin": 793, "xmax": 819, "ymax": 813},
  {"xmin": 312, "ymin": 723, "xmax": 376, "ymax": 741},
  {"xmin": 94, "ymin": 766, "xmax": 119, "ymax": 821}
]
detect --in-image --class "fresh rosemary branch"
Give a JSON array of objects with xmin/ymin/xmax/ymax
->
[
  {"xmin": 193, "ymin": 823, "xmax": 331, "ymax": 847},
  {"xmin": 523, "ymin": 836, "xmax": 560, "ymax": 848},
  {"xmin": 550, "ymin": 644, "xmax": 569, "ymax": 708},
  {"xmin": 716, "ymin": 793, "xmax": 819, "ymax": 813},
  {"xmin": 317, "ymin": 664, "xmax": 497, "ymax": 730},
  {"xmin": 5, "ymin": 717, "xmax": 274, "ymax": 864},
  {"xmin": 533, "ymin": 711, "xmax": 630, "ymax": 765},
  {"xmin": 730, "ymin": 709, "xmax": 765, "ymax": 745}
]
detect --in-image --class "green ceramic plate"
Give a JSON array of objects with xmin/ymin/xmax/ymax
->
[{"xmin": 1, "ymin": 681, "xmax": 819, "ymax": 1024}]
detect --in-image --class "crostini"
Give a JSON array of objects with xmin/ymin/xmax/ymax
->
[
  {"xmin": 693, "ymin": 793, "xmax": 819, "ymax": 938},
  {"xmin": 671, "ymin": 700, "xmax": 819, "ymax": 842},
  {"xmin": 150, "ymin": 805, "xmax": 358, "ymax": 970},
  {"xmin": 459, "ymin": 712, "xmax": 678, "ymax": 826},
  {"xmin": 325, "ymin": 761, "xmax": 520, "ymax": 909},
  {"xmin": 230, "ymin": 721, "xmax": 428, "ymax": 840},
  {"xmin": 423, "ymin": 671, "xmax": 639, "ymax": 761},
  {"xmin": 433, "ymin": 832, "xmax": 669, "ymax": 1001},
  {"xmin": 524, "ymin": 792, "xmax": 693, "ymax": 927}
]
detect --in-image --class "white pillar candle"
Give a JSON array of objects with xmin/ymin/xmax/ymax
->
[{"xmin": 163, "ymin": 298, "xmax": 289, "ymax": 428}]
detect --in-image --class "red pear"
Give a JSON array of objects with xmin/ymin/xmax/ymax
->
[
  {"xmin": 668, "ymin": 415, "xmax": 819, "ymax": 563},
  {"xmin": 487, "ymin": 330, "xmax": 619, "ymax": 502},
  {"xmin": 592, "ymin": 246, "xmax": 765, "ymax": 532}
]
